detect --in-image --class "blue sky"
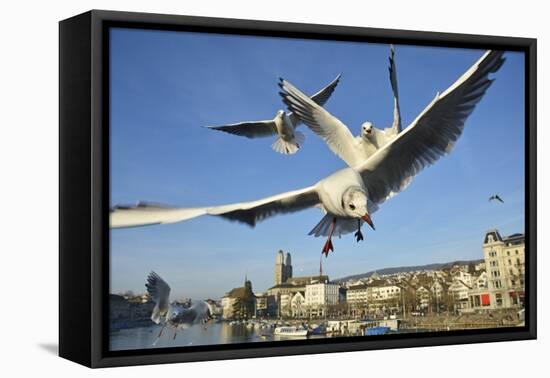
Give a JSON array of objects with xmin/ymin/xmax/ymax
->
[{"xmin": 109, "ymin": 28, "xmax": 525, "ymax": 300}]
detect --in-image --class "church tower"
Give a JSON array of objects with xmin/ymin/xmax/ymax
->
[
  {"xmin": 274, "ymin": 250, "xmax": 285, "ymax": 285},
  {"xmin": 285, "ymin": 252, "xmax": 293, "ymax": 281}
]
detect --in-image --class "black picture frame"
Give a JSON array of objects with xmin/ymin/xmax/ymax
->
[{"xmin": 59, "ymin": 9, "xmax": 537, "ymax": 368}]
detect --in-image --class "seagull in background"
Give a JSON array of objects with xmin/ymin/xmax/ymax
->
[
  {"xmin": 206, "ymin": 74, "xmax": 341, "ymax": 155},
  {"xmin": 146, "ymin": 272, "xmax": 213, "ymax": 345},
  {"xmin": 489, "ymin": 194, "xmax": 504, "ymax": 203},
  {"xmin": 359, "ymin": 44, "xmax": 403, "ymax": 151},
  {"xmin": 280, "ymin": 45, "xmax": 403, "ymax": 167},
  {"xmin": 111, "ymin": 51, "xmax": 504, "ymax": 256}
]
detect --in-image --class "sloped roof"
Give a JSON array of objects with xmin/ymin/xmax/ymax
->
[
  {"xmin": 225, "ymin": 285, "xmax": 255, "ymax": 299},
  {"xmin": 268, "ymin": 282, "xmax": 296, "ymax": 290},
  {"xmin": 348, "ymin": 283, "xmax": 369, "ymax": 290},
  {"xmin": 504, "ymin": 233, "xmax": 525, "ymax": 245},
  {"xmin": 287, "ymin": 275, "xmax": 329, "ymax": 285},
  {"xmin": 484, "ymin": 229, "xmax": 503, "ymax": 244},
  {"xmin": 368, "ymin": 279, "xmax": 394, "ymax": 287},
  {"xmin": 225, "ymin": 287, "xmax": 247, "ymax": 298},
  {"xmin": 449, "ymin": 279, "xmax": 473, "ymax": 290}
]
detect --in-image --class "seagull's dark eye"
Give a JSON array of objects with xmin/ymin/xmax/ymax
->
[{"xmin": 349, "ymin": 204, "xmax": 356, "ymax": 210}]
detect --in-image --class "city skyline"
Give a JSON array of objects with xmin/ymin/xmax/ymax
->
[{"xmin": 109, "ymin": 28, "xmax": 525, "ymax": 300}]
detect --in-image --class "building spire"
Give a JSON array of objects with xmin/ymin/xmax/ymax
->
[{"xmin": 319, "ymin": 256, "xmax": 323, "ymax": 277}]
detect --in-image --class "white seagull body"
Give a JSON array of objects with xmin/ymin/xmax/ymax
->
[
  {"xmin": 206, "ymin": 74, "xmax": 341, "ymax": 155},
  {"xmin": 146, "ymin": 271, "xmax": 213, "ymax": 344},
  {"xmin": 280, "ymin": 45, "xmax": 403, "ymax": 168},
  {"xmin": 111, "ymin": 50, "xmax": 504, "ymax": 256}
]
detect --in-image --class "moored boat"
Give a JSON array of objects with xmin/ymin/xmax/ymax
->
[
  {"xmin": 274, "ymin": 326, "xmax": 308, "ymax": 337},
  {"xmin": 364, "ymin": 326, "xmax": 390, "ymax": 336}
]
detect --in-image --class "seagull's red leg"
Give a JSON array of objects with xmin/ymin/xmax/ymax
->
[
  {"xmin": 173, "ymin": 329, "xmax": 178, "ymax": 340},
  {"xmin": 322, "ymin": 217, "xmax": 337, "ymax": 256}
]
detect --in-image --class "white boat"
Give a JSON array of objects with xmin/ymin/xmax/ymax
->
[{"xmin": 274, "ymin": 326, "xmax": 308, "ymax": 337}]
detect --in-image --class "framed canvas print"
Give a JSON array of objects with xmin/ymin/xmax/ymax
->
[{"xmin": 59, "ymin": 10, "xmax": 537, "ymax": 368}]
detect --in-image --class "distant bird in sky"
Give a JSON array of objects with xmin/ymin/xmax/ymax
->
[
  {"xmin": 146, "ymin": 271, "xmax": 213, "ymax": 345},
  {"xmin": 489, "ymin": 194, "xmax": 504, "ymax": 203},
  {"xmin": 111, "ymin": 50, "xmax": 504, "ymax": 257},
  {"xmin": 206, "ymin": 74, "xmax": 341, "ymax": 155},
  {"xmin": 280, "ymin": 45, "xmax": 403, "ymax": 168}
]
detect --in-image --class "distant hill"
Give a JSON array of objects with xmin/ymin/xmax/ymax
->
[{"xmin": 334, "ymin": 259, "xmax": 484, "ymax": 283}]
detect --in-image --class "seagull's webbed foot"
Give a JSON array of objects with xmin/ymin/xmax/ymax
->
[
  {"xmin": 322, "ymin": 238, "xmax": 334, "ymax": 257},
  {"xmin": 354, "ymin": 219, "xmax": 364, "ymax": 242}
]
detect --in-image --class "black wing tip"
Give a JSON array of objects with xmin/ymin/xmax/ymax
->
[
  {"xmin": 111, "ymin": 201, "xmax": 171, "ymax": 211},
  {"xmin": 136, "ymin": 201, "xmax": 171, "ymax": 209},
  {"xmin": 217, "ymin": 212, "xmax": 258, "ymax": 227},
  {"xmin": 146, "ymin": 271, "xmax": 159, "ymax": 290},
  {"xmin": 204, "ymin": 125, "xmax": 225, "ymax": 131},
  {"xmin": 147, "ymin": 271, "xmax": 160, "ymax": 281},
  {"xmin": 484, "ymin": 50, "xmax": 506, "ymax": 73}
]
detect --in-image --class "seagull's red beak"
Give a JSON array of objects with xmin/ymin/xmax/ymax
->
[{"xmin": 362, "ymin": 214, "xmax": 375, "ymax": 230}]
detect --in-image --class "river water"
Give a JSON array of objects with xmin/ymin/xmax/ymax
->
[
  {"xmin": 110, "ymin": 322, "xmax": 311, "ymax": 351},
  {"xmin": 109, "ymin": 321, "xmax": 440, "ymax": 351}
]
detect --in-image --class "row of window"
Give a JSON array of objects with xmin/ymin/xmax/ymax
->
[
  {"xmin": 488, "ymin": 248, "xmax": 523, "ymax": 257},
  {"xmin": 492, "ymin": 278, "xmax": 524, "ymax": 289},
  {"xmin": 488, "ymin": 257, "xmax": 523, "ymax": 266}
]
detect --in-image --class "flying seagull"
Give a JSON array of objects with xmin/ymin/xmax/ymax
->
[
  {"xmin": 146, "ymin": 271, "xmax": 213, "ymax": 344},
  {"xmin": 206, "ymin": 74, "xmax": 341, "ymax": 155},
  {"xmin": 356, "ymin": 44, "xmax": 403, "ymax": 156},
  {"xmin": 489, "ymin": 194, "xmax": 504, "ymax": 203},
  {"xmin": 281, "ymin": 45, "xmax": 403, "ymax": 168},
  {"xmin": 111, "ymin": 51, "xmax": 504, "ymax": 256}
]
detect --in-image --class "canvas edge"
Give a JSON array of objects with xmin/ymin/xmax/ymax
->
[{"xmin": 59, "ymin": 10, "xmax": 93, "ymax": 367}]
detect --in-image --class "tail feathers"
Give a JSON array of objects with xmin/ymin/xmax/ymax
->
[
  {"xmin": 308, "ymin": 215, "xmax": 359, "ymax": 238},
  {"xmin": 294, "ymin": 131, "xmax": 305, "ymax": 145},
  {"xmin": 272, "ymin": 136, "xmax": 302, "ymax": 155}
]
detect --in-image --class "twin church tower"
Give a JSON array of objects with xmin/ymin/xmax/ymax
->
[{"xmin": 274, "ymin": 250, "xmax": 293, "ymax": 285}]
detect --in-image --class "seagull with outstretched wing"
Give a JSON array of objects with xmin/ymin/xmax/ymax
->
[
  {"xmin": 111, "ymin": 50, "xmax": 504, "ymax": 256},
  {"xmin": 279, "ymin": 45, "xmax": 403, "ymax": 167},
  {"xmin": 146, "ymin": 272, "xmax": 213, "ymax": 345},
  {"xmin": 489, "ymin": 194, "xmax": 504, "ymax": 203},
  {"xmin": 206, "ymin": 74, "xmax": 341, "ymax": 155}
]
